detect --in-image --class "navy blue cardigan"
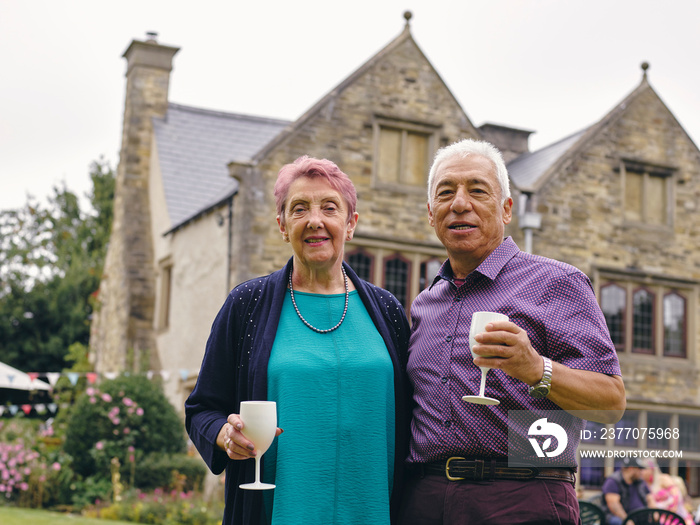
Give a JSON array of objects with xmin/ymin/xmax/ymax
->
[{"xmin": 185, "ymin": 259, "xmax": 411, "ymax": 525}]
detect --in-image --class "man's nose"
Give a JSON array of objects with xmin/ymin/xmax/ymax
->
[{"xmin": 450, "ymin": 188, "xmax": 472, "ymax": 213}]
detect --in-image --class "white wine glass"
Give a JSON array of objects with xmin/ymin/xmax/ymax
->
[
  {"xmin": 239, "ymin": 401, "xmax": 277, "ymax": 490},
  {"xmin": 462, "ymin": 311, "xmax": 508, "ymax": 406}
]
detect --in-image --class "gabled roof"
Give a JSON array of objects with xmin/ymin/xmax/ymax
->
[
  {"xmin": 507, "ymin": 71, "xmax": 693, "ymax": 193},
  {"xmin": 508, "ymin": 128, "xmax": 588, "ymax": 191},
  {"xmin": 153, "ymin": 103, "xmax": 290, "ymax": 230},
  {"xmin": 252, "ymin": 19, "xmax": 479, "ymax": 161}
]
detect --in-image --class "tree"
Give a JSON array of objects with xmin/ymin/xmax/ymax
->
[{"xmin": 0, "ymin": 158, "xmax": 114, "ymax": 372}]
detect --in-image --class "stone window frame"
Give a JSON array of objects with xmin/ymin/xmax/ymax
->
[
  {"xmin": 597, "ymin": 274, "xmax": 694, "ymax": 360},
  {"xmin": 600, "ymin": 283, "xmax": 626, "ymax": 351},
  {"xmin": 631, "ymin": 286, "xmax": 655, "ymax": 355},
  {"xmin": 419, "ymin": 258, "xmax": 443, "ymax": 291},
  {"xmin": 618, "ymin": 157, "xmax": 676, "ymax": 230},
  {"xmin": 371, "ymin": 115, "xmax": 440, "ymax": 194},
  {"xmin": 345, "ymin": 239, "xmax": 446, "ymax": 315},
  {"xmin": 382, "ymin": 253, "xmax": 412, "ymax": 309},
  {"xmin": 346, "ymin": 248, "xmax": 375, "ymax": 283},
  {"xmin": 663, "ymin": 291, "xmax": 687, "ymax": 358},
  {"xmin": 156, "ymin": 256, "xmax": 173, "ymax": 331}
]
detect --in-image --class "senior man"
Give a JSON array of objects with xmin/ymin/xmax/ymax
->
[{"xmin": 399, "ymin": 139, "xmax": 626, "ymax": 525}]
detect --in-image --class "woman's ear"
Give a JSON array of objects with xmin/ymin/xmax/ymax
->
[
  {"xmin": 277, "ymin": 215, "xmax": 289, "ymax": 242},
  {"xmin": 346, "ymin": 212, "xmax": 359, "ymax": 240}
]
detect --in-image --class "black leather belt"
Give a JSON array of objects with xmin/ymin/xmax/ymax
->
[{"xmin": 420, "ymin": 458, "xmax": 575, "ymax": 483}]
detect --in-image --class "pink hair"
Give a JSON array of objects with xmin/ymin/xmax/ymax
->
[{"xmin": 274, "ymin": 156, "xmax": 357, "ymax": 225}]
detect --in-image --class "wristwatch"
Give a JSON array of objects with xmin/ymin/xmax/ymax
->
[{"xmin": 528, "ymin": 356, "xmax": 552, "ymax": 398}]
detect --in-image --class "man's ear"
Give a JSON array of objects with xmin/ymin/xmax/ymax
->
[{"xmin": 502, "ymin": 198, "xmax": 513, "ymax": 225}]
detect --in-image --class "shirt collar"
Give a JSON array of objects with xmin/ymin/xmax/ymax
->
[{"xmin": 429, "ymin": 237, "xmax": 519, "ymax": 289}]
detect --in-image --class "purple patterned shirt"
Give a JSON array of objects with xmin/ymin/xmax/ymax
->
[{"xmin": 406, "ymin": 237, "xmax": 621, "ymax": 466}]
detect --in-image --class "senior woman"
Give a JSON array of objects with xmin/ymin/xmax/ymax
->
[{"xmin": 185, "ymin": 155, "xmax": 411, "ymax": 525}]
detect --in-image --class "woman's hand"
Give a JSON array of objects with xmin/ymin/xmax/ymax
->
[{"xmin": 216, "ymin": 413, "xmax": 283, "ymax": 460}]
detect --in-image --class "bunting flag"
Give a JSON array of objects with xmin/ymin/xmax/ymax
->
[
  {"xmin": 0, "ymin": 403, "xmax": 62, "ymax": 418},
  {"xmin": 2, "ymin": 368, "xmax": 198, "ymax": 387},
  {"xmin": 46, "ymin": 372, "xmax": 61, "ymax": 387},
  {"xmin": 1, "ymin": 369, "xmax": 200, "ymax": 418}
]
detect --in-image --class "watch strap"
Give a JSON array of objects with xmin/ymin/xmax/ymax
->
[{"xmin": 528, "ymin": 356, "xmax": 552, "ymax": 398}]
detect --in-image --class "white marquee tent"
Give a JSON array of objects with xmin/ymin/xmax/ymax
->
[{"xmin": 0, "ymin": 361, "xmax": 51, "ymax": 392}]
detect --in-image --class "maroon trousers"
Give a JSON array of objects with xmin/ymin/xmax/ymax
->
[{"xmin": 398, "ymin": 471, "xmax": 580, "ymax": 525}]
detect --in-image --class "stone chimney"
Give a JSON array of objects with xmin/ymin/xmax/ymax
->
[
  {"xmin": 478, "ymin": 123, "xmax": 534, "ymax": 163},
  {"xmin": 90, "ymin": 33, "xmax": 179, "ymax": 375}
]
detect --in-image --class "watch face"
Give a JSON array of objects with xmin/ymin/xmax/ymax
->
[{"xmin": 529, "ymin": 386, "xmax": 549, "ymax": 398}]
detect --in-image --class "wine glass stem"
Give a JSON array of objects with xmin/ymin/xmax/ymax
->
[
  {"xmin": 479, "ymin": 368, "xmax": 488, "ymax": 397},
  {"xmin": 254, "ymin": 455, "xmax": 262, "ymax": 484}
]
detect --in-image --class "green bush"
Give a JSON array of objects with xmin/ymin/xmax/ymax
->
[
  {"xmin": 63, "ymin": 374, "xmax": 186, "ymax": 480},
  {"xmin": 134, "ymin": 453, "xmax": 207, "ymax": 492},
  {"xmin": 69, "ymin": 476, "xmax": 114, "ymax": 509},
  {"xmin": 85, "ymin": 487, "xmax": 224, "ymax": 525}
]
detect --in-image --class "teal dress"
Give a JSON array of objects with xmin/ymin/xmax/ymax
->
[{"xmin": 263, "ymin": 290, "xmax": 395, "ymax": 524}]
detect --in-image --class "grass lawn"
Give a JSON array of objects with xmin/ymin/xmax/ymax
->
[{"xmin": 0, "ymin": 506, "xmax": 133, "ymax": 525}]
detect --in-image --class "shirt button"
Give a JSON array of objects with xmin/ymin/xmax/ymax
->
[
  {"xmin": 441, "ymin": 377, "xmax": 448, "ymax": 384},
  {"xmin": 446, "ymin": 336, "xmax": 453, "ymax": 342},
  {"xmin": 444, "ymin": 420, "xmax": 452, "ymax": 428}
]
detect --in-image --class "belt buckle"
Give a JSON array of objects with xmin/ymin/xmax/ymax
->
[{"xmin": 445, "ymin": 456, "xmax": 465, "ymax": 481}]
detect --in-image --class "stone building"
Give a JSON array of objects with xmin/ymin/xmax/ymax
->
[{"xmin": 90, "ymin": 14, "xmax": 700, "ymax": 493}]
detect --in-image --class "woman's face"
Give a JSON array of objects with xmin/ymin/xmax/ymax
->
[{"xmin": 277, "ymin": 176, "xmax": 358, "ymax": 273}]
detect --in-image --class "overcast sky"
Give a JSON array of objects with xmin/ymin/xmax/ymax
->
[{"xmin": 2, "ymin": 0, "xmax": 699, "ymax": 212}]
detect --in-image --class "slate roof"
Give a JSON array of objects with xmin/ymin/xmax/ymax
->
[
  {"xmin": 507, "ymin": 128, "xmax": 588, "ymax": 192},
  {"xmin": 152, "ymin": 103, "xmax": 290, "ymax": 231}
]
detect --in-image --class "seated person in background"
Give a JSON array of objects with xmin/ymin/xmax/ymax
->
[
  {"xmin": 602, "ymin": 457, "xmax": 654, "ymax": 525},
  {"xmin": 652, "ymin": 474, "xmax": 695, "ymax": 525}
]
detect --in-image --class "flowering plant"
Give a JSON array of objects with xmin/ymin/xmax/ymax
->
[
  {"xmin": 82, "ymin": 386, "xmax": 145, "ymax": 479},
  {"xmin": 64, "ymin": 374, "xmax": 186, "ymax": 490},
  {"xmin": 0, "ymin": 420, "xmax": 64, "ymax": 506}
]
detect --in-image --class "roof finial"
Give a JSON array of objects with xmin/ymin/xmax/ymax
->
[
  {"xmin": 404, "ymin": 10, "xmax": 413, "ymax": 27},
  {"xmin": 145, "ymin": 31, "xmax": 158, "ymax": 43},
  {"xmin": 641, "ymin": 61, "xmax": 649, "ymax": 80}
]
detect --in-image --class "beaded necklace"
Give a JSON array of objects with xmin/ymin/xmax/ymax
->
[{"xmin": 288, "ymin": 266, "xmax": 349, "ymax": 334}]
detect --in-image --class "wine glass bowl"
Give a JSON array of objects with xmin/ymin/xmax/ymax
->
[
  {"xmin": 462, "ymin": 311, "xmax": 508, "ymax": 406},
  {"xmin": 239, "ymin": 401, "xmax": 277, "ymax": 490}
]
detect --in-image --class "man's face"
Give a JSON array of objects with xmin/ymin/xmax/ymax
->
[
  {"xmin": 428, "ymin": 154, "xmax": 512, "ymax": 275},
  {"xmin": 628, "ymin": 467, "xmax": 644, "ymax": 481}
]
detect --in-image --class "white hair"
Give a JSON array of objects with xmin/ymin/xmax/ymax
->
[{"xmin": 427, "ymin": 139, "xmax": 511, "ymax": 206}]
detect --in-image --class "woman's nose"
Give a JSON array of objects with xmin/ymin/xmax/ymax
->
[{"xmin": 307, "ymin": 207, "xmax": 323, "ymax": 229}]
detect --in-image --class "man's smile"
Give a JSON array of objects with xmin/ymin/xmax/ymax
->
[{"xmin": 448, "ymin": 223, "xmax": 476, "ymax": 230}]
